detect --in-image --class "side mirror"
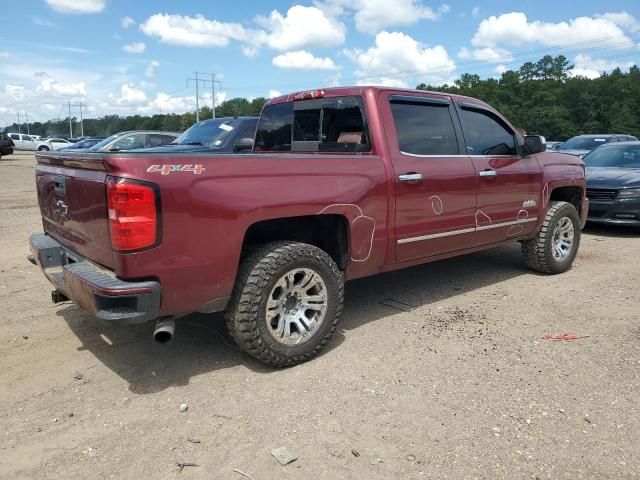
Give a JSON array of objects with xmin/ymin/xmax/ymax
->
[
  {"xmin": 523, "ymin": 135, "xmax": 546, "ymax": 155},
  {"xmin": 234, "ymin": 138, "xmax": 253, "ymax": 152}
]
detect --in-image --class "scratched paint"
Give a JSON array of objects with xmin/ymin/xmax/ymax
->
[
  {"xmin": 429, "ymin": 195, "xmax": 444, "ymax": 215},
  {"xmin": 475, "ymin": 210, "xmax": 492, "ymax": 227},
  {"xmin": 317, "ymin": 204, "xmax": 375, "ymax": 262}
]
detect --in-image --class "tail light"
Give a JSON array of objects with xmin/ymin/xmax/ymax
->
[{"xmin": 106, "ymin": 177, "xmax": 160, "ymax": 252}]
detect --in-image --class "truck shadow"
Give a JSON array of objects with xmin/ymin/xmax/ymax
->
[
  {"xmin": 583, "ymin": 223, "xmax": 640, "ymax": 238},
  {"xmin": 59, "ymin": 242, "xmax": 529, "ymax": 394}
]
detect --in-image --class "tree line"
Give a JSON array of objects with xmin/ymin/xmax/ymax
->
[
  {"xmin": 418, "ymin": 55, "xmax": 640, "ymax": 140},
  {"xmin": 5, "ymin": 97, "xmax": 268, "ymax": 138},
  {"xmin": 5, "ymin": 56, "xmax": 640, "ymax": 141}
]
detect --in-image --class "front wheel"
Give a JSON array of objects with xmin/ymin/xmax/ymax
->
[
  {"xmin": 225, "ymin": 241, "xmax": 344, "ymax": 367},
  {"xmin": 522, "ymin": 201, "xmax": 581, "ymax": 274},
  {"xmin": 38, "ymin": 146, "xmax": 49, "ymax": 151}
]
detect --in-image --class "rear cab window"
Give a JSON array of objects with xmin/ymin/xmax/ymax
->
[
  {"xmin": 254, "ymin": 96, "xmax": 370, "ymax": 153},
  {"xmin": 389, "ymin": 96, "xmax": 459, "ymax": 155}
]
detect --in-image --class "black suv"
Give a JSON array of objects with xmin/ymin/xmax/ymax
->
[{"xmin": 0, "ymin": 131, "xmax": 15, "ymax": 158}]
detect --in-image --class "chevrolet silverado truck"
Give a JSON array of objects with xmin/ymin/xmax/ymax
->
[{"xmin": 29, "ymin": 87, "xmax": 588, "ymax": 367}]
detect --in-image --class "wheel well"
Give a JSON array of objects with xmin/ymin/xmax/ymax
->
[
  {"xmin": 241, "ymin": 215, "xmax": 350, "ymax": 269},
  {"xmin": 549, "ymin": 186, "xmax": 583, "ymax": 217}
]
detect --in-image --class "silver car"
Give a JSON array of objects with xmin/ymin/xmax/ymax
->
[{"xmin": 87, "ymin": 131, "xmax": 179, "ymax": 152}]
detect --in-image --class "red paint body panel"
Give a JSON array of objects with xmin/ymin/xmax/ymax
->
[{"xmin": 33, "ymin": 87, "xmax": 587, "ymax": 319}]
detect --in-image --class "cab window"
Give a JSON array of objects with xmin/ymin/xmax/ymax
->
[{"xmin": 460, "ymin": 107, "xmax": 517, "ymax": 156}]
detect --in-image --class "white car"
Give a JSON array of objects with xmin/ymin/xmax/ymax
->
[
  {"xmin": 37, "ymin": 138, "xmax": 72, "ymax": 151},
  {"xmin": 8, "ymin": 133, "xmax": 38, "ymax": 151}
]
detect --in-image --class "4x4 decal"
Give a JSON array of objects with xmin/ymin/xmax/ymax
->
[{"xmin": 147, "ymin": 164, "xmax": 205, "ymax": 175}]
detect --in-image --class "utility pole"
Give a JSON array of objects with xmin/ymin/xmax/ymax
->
[
  {"xmin": 64, "ymin": 101, "xmax": 87, "ymax": 138},
  {"xmin": 68, "ymin": 102, "xmax": 73, "ymax": 139},
  {"xmin": 187, "ymin": 72, "xmax": 221, "ymax": 121},
  {"xmin": 23, "ymin": 112, "xmax": 30, "ymax": 135},
  {"xmin": 16, "ymin": 113, "xmax": 22, "ymax": 134}
]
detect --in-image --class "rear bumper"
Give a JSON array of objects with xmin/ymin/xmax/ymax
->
[
  {"xmin": 587, "ymin": 198, "xmax": 640, "ymax": 227},
  {"xmin": 28, "ymin": 233, "xmax": 160, "ymax": 325}
]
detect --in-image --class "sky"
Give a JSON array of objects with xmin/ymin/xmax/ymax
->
[{"xmin": 0, "ymin": 0, "xmax": 639, "ymax": 124}]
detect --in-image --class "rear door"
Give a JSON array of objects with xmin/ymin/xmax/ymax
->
[
  {"xmin": 456, "ymin": 103, "xmax": 542, "ymax": 244},
  {"xmin": 381, "ymin": 92, "xmax": 478, "ymax": 262}
]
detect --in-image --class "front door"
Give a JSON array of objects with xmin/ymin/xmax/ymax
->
[
  {"xmin": 456, "ymin": 103, "xmax": 542, "ymax": 244},
  {"xmin": 381, "ymin": 92, "xmax": 478, "ymax": 262}
]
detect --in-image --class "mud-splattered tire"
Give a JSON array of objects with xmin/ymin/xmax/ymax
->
[
  {"xmin": 522, "ymin": 201, "xmax": 581, "ymax": 274},
  {"xmin": 225, "ymin": 241, "xmax": 344, "ymax": 367}
]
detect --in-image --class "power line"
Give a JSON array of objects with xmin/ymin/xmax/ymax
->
[{"xmin": 64, "ymin": 102, "xmax": 87, "ymax": 138}]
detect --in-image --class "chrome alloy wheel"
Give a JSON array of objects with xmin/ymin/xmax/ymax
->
[
  {"xmin": 265, "ymin": 268, "xmax": 328, "ymax": 345},
  {"xmin": 552, "ymin": 216, "xmax": 575, "ymax": 261}
]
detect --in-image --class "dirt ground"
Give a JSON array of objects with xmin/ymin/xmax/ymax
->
[{"xmin": 1, "ymin": 152, "xmax": 639, "ymax": 480}]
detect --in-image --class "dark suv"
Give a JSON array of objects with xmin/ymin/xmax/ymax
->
[
  {"xmin": 0, "ymin": 131, "xmax": 15, "ymax": 158},
  {"xmin": 557, "ymin": 134, "xmax": 638, "ymax": 158}
]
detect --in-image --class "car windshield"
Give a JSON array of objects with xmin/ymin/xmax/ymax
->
[
  {"xmin": 89, "ymin": 133, "xmax": 121, "ymax": 151},
  {"xmin": 558, "ymin": 136, "xmax": 611, "ymax": 151},
  {"xmin": 584, "ymin": 145, "xmax": 640, "ymax": 169},
  {"xmin": 171, "ymin": 120, "xmax": 234, "ymax": 147}
]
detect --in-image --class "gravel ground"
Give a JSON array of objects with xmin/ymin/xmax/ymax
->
[{"xmin": 1, "ymin": 152, "xmax": 639, "ymax": 479}]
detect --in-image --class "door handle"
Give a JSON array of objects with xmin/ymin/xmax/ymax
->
[
  {"xmin": 399, "ymin": 173, "xmax": 424, "ymax": 182},
  {"xmin": 479, "ymin": 170, "xmax": 497, "ymax": 178}
]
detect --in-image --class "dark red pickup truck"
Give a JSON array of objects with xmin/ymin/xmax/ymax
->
[{"xmin": 30, "ymin": 87, "xmax": 588, "ymax": 366}]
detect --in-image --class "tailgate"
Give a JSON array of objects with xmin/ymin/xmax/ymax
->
[{"xmin": 35, "ymin": 153, "xmax": 114, "ymax": 269}]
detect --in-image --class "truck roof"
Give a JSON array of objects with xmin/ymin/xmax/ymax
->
[{"xmin": 267, "ymin": 86, "xmax": 486, "ymax": 107}]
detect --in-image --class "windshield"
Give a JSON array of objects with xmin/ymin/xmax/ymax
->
[
  {"xmin": 89, "ymin": 133, "xmax": 120, "ymax": 151},
  {"xmin": 559, "ymin": 136, "xmax": 612, "ymax": 151},
  {"xmin": 172, "ymin": 119, "xmax": 234, "ymax": 147},
  {"xmin": 584, "ymin": 145, "xmax": 640, "ymax": 169}
]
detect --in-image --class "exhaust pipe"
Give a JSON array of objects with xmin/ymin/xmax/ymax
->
[{"xmin": 153, "ymin": 318, "xmax": 175, "ymax": 344}]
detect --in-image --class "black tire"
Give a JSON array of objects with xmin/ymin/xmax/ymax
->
[
  {"xmin": 522, "ymin": 201, "xmax": 581, "ymax": 274},
  {"xmin": 38, "ymin": 146, "xmax": 49, "ymax": 151},
  {"xmin": 225, "ymin": 241, "xmax": 344, "ymax": 367}
]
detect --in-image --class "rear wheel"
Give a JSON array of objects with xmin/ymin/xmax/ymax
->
[
  {"xmin": 225, "ymin": 241, "xmax": 344, "ymax": 367},
  {"xmin": 522, "ymin": 201, "xmax": 581, "ymax": 274}
]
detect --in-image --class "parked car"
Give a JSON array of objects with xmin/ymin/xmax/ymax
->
[
  {"xmin": 557, "ymin": 134, "xmax": 638, "ymax": 157},
  {"xmin": 84, "ymin": 131, "xmax": 179, "ymax": 152},
  {"xmin": 546, "ymin": 141, "xmax": 562, "ymax": 150},
  {"xmin": 142, "ymin": 117, "xmax": 258, "ymax": 153},
  {"xmin": 29, "ymin": 86, "xmax": 587, "ymax": 367},
  {"xmin": 8, "ymin": 133, "xmax": 37, "ymax": 151},
  {"xmin": 584, "ymin": 141, "xmax": 640, "ymax": 226},
  {"xmin": 0, "ymin": 131, "xmax": 15, "ymax": 158},
  {"xmin": 59, "ymin": 137, "xmax": 105, "ymax": 150},
  {"xmin": 37, "ymin": 138, "xmax": 72, "ymax": 151}
]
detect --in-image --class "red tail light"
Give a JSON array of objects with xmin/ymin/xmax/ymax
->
[{"xmin": 106, "ymin": 177, "xmax": 159, "ymax": 252}]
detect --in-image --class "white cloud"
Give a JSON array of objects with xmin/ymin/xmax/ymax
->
[
  {"xmin": 458, "ymin": 46, "xmax": 513, "ymax": 63},
  {"xmin": 315, "ymin": 0, "xmax": 448, "ymax": 33},
  {"xmin": 123, "ymin": 42, "xmax": 146, "ymax": 54},
  {"xmin": 242, "ymin": 46, "xmax": 259, "ymax": 58},
  {"xmin": 494, "ymin": 64, "xmax": 509, "ymax": 75},
  {"xmin": 140, "ymin": 13, "xmax": 264, "ymax": 48},
  {"xmin": 596, "ymin": 12, "xmax": 640, "ymax": 33},
  {"xmin": 32, "ymin": 16, "xmax": 56, "ymax": 27},
  {"xmin": 344, "ymin": 31, "xmax": 455, "ymax": 85},
  {"xmin": 0, "ymin": 52, "xmax": 8, "ymax": 59},
  {"xmin": 139, "ymin": 92, "xmax": 194, "ymax": 113},
  {"xmin": 36, "ymin": 77, "xmax": 87, "ymax": 97},
  {"xmin": 273, "ymin": 50, "xmax": 338, "ymax": 70},
  {"xmin": 257, "ymin": 5, "xmax": 346, "ymax": 51},
  {"xmin": 4, "ymin": 84, "xmax": 27, "ymax": 101},
  {"xmin": 121, "ymin": 16, "xmax": 135, "ymax": 29},
  {"xmin": 268, "ymin": 90, "xmax": 282, "ymax": 98},
  {"xmin": 472, "ymin": 12, "xmax": 634, "ymax": 49},
  {"xmin": 569, "ymin": 53, "xmax": 636, "ymax": 79},
  {"xmin": 145, "ymin": 60, "xmax": 159, "ymax": 78},
  {"xmin": 114, "ymin": 83, "xmax": 147, "ymax": 105},
  {"xmin": 45, "ymin": 0, "xmax": 105, "ymax": 14},
  {"xmin": 471, "ymin": 6, "xmax": 481, "ymax": 18}
]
